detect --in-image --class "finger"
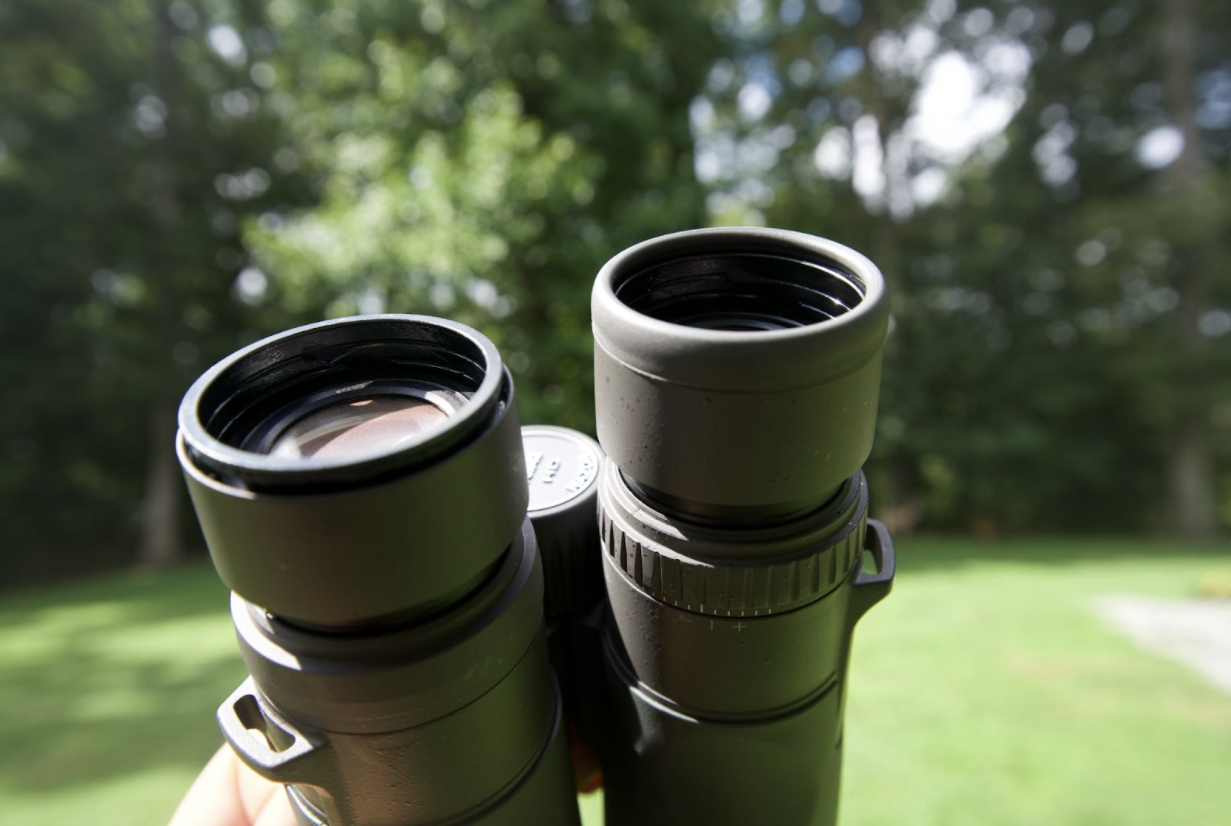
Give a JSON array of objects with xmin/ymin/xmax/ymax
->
[
  {"xmin": 568, "ymin": 725, "xmax": 603, "ymax": 793},
  {"xmin": 248, "ymin": 782, "xmax": 299, "ymax": 826},
  {"xmin": 233, "ymin": 751, "xmax": 298, "ymax": 826},
  {"xmin": 167, "ymin": 746, "xmax": 253, "ymax": 826}
]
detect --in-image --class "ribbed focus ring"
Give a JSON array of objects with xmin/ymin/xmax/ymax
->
[{"xmin": 598, "ymin": 467, "xmax": 868, "ymax": 617}]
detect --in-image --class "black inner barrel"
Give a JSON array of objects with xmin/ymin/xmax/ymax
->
[{"xmin": 613, "ymin": 253, "xmax": 865, "ymax": 332}]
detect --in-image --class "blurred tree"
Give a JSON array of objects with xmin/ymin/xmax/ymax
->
[
  {"xmin": 0, "ymin": 0, "xmax": 307, "ymax": 580},
  {"xmin": 695, "ymin": 0, "xmax": 1230, "ymax": 536},
  {"xmin": 694, "ymin": 0, "xmax": 1046, "ymax": 532},
  {"xmin": 3, "ymin": 0, "xmax": 1228, "ymax": 587},
  {"xmin": 960, "ymin": 0, "xmax": 1231, "ymax": 535},
  {"xmin": 1154, "ymin": 0, "xmax": 1229, "ymax": 537},
  {"xmin": 0, "ymin": 0, "xmax": 725, "ymax": 584},
  {"xmin": 242, "ymin": 0, "xmax": 724, "ymax": 431}
]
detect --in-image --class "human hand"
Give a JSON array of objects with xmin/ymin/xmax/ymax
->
[
  {"xmin": 169, "ymin": 728, "xmax": 601, "ymax": 826},
  {"xmin": 167, "ymin": 745, "xmax": 295, "ymax": 826}
]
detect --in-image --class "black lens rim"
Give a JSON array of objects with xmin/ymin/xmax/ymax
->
[
  {"xmin": 179, "ymin": 314, "xmax": 505, "ymax": 490},
  {"xmin": 592, "ymin": 227, "xmax": 888, "ymax": 393}
]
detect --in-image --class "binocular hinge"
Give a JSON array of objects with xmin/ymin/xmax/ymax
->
[
  {"xmin": 847, "ymin": 519, "xmax": 895, "ymax": 627},
  {"xmin": 217, "ymin": 677, "xmax": 329, "ymax": 786}
]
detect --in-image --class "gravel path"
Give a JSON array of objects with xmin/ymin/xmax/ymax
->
[{"xmin": 1093, "ymin": 594, "xmax": 1231, "ymax": 696}]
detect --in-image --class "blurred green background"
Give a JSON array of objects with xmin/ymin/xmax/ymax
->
[{"xmin": 2, "ymin": 0, "xmax": 1229, "ymax": 822}]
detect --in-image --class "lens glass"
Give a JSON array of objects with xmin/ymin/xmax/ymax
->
[{"xmin": 268, "ymin": 396, "xmax": 450, "ymax": 460}]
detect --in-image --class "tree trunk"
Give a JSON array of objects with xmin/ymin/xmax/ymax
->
[
  {"xmin": 138, "ymin": 0, "xmax": 186, "ymax": 564},
  {"xmin": 139, "ymin": 405, "xmax": 183, "ymax": 566},
  {"xmin": 1170, "ymin": 414, "xmax": 1215, "ymax": 538},
  {"xmin": 854, "ymin": 16, "xmax": 917, "ymax": 531},
  {"xmin": 880, "ymin": 456, "xmax": 924, "ymax": 537},
  {"xmin": 1160, "ymin": 0, "xmax": 1217, "ymax": 538}
]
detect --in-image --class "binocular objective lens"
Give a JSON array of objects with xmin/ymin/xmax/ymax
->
[
  {"xmin": 267, "ymin": 396, "xmax": 452, "ymax": 460},
  {"xmin": 177, "ymin": 314, "xmax": 530, "ymax": 627}
]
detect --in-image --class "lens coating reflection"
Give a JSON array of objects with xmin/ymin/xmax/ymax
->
[{"xmin": 269, "ymin": 396, "xmax": 450, "ymax": 460}]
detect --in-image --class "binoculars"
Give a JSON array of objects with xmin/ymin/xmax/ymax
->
[{"xmin": 176, "ymin": 227, "xmax": 895, "ymax": 826}]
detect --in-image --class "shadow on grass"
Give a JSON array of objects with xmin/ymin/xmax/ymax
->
[
  {"xmin": 0, "ymin": 561, "xmax": 232, "ymax": 623},
  {"xmin": 0, "ymin": 563, "xmax": 247, "ymax": 794},
  {"xmin": 895, "ymin": 535, "xmax": 1228, "ymax": 573}
]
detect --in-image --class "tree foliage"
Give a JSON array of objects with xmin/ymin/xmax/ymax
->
[
  {"xmin": 241, "ymin": 0, "xmax": 723, "ymax": 429},
  {"xmin": 1, "ymin": 0, "xmax": 1228, "ymax": 585},
  {"xmin": 0, "ymin": 0, "xmax": 306, "ymax": 577}
]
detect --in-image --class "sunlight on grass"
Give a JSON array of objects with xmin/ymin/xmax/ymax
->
[
  {"xmin": 842, "ymin": 538, "xmax": 1231, "ymax": 826},
  {"xmin": 1, "ymin": 540, "xmax": 1228, "ymax": 825},
  {"xmin": 0, "ymin": 564, "xmax": 246, "ymax": 824},
  {"xmin": 3, "ymin": 766, "xmax": 204, "ymax": 826}
]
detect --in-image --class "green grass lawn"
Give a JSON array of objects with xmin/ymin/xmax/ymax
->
[{"xmin": 1, "ymin": 538, "xmax": 1228, "ymax": 825}]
